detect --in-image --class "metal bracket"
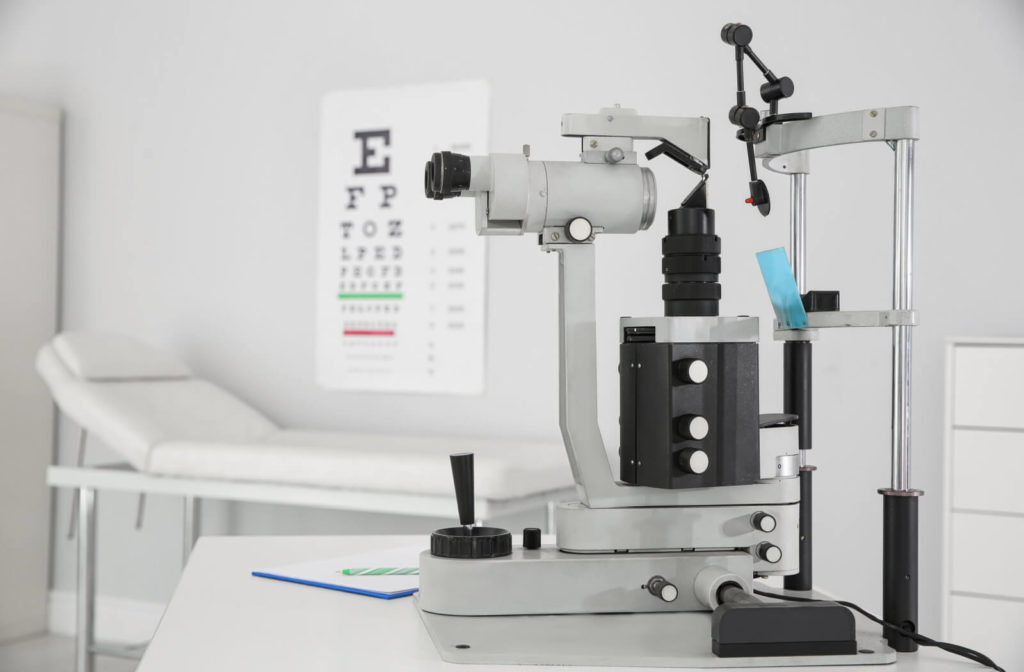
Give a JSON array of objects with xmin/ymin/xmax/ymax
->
[
  {"xmin": 755, "ymin": 106, "xmax": 918, "ymax": 159},
  {"xmin": 562, "ymin": 106, "xmax": 710, "ymax": 169},
  {"xmin": 763, "ymin": 150, "xmax": 810, "ymax": 176},
  {"xmin": 774, "ymin": 309, "xmax": 917, "ymax": 339}
]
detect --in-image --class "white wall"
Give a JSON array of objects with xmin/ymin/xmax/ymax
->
[{"xmin": 1, "ymin": 0, "xmax": 1022, "ymax": 637}]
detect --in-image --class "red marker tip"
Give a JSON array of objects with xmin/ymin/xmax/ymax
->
[{"xmin": 745, "ymin": 197, "xmax": 754, "ymax": 204}]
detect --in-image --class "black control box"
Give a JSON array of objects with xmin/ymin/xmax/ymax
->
[{"xmin": 619, "ymin": 334, "xmax": 760, "ymax": 489}]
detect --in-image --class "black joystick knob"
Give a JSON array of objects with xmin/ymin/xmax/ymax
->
[
  {"xmin": 450, "ymin": 452, "xmax": 475, "ymax": 527},
  {"xmin": 430, "ymin": 452, "xmax": 512, "ymax": 559}
]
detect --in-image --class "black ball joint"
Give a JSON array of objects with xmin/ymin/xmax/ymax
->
[
  {"xmin": 761, "ymin": 76, "xmax": 795, "ymax": 103},
  {"xmin": 729, "ymin": 105, "xmax": 760, "ymax": 131},
  {"xmin": 424, "ymin": 151, "xmax": 471, "ymax": 201},
  {"xmin": 721, "ymin": 22, "xmax": 752, "ymax": 47}
]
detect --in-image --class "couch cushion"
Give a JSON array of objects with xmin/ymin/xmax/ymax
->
[
  {"xmin": 53, "ymin": 332, "xmax": 191, "ymax": 381},
  {"xmin": 148, "ymin": 430, "xmax": 573, "ymax": 500},
  {"xmin": 37, "ymin": 342, "xmax": 278, "ymax": 470}
]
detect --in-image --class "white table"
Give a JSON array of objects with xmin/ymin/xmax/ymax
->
[{"xmin": 137, "ymin": 535, "xmax": 981, "ymax": 672}]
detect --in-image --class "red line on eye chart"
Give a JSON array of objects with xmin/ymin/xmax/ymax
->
[{"xmin": 343, "ymin": 329, "xmax": 396, "ymax": 337}]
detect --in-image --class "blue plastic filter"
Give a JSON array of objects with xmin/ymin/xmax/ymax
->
[{"xmin": 755, "ymin": 248, "xmax": 809, "ymax": 329}]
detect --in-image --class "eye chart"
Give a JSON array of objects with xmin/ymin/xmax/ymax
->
[{"xmin": 316, "ymin": 81, "xmax": 488, "ymax": 394}]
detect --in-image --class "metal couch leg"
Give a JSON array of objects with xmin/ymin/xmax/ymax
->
[
  {"xmin": 66, "ymin": 428, "xmax": 88, "ymax": 540},
  {"xmin": 76, "ymin": 487, "xmax": 96, "ymax": 672},
  {"xmin": 183, "ymin": 496, "xmax": 200, "ymax": 566}
]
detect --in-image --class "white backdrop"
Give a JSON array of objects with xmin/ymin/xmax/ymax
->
[{"xmin": 0, "ymin": 0, "xmax": 1022, "ymax": 637}]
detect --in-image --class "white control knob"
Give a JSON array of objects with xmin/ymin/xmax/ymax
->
[
  {"xmin": 677, "ymin": 414, "xmax": 709, "ymax": 441},
  {"xmin": 676, "ymin": 358, "xmax": 709, "ymax": 384},
  {"xmin": 678, "ymin": 448, "xmax": 710, "ymax": 475},
  {"xmin": 756, "ymin": 542, "xmax": 782, "ymax": 564},
  {"xmin": 646, "ymin": 575, "xmax": 678, "ymax": 602},
  {"xmin": 565, "ymin": 217, "xmax": 593, "ymax": 243},
  {"xmin": 751, "ymin": 511, "xmax": 777, "ymax": 533}
]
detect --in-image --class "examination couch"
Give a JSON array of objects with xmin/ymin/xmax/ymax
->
[{"xmin": 37, "ymin": 332, "xmax": 573, "ymax": 666}]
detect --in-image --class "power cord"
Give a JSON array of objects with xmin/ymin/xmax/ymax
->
[{"xmin": 752, "ymin": 589, "xmax": 1005, "ymax": 671}]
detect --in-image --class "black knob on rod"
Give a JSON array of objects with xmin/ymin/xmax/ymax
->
[{"xmin": 450, "ymin": 453, "xmax": 475, "ymax": 527}]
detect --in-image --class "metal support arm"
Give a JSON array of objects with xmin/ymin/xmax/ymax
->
[{"xmin": 551, "ymin": 243, "xmax": 797, "ymax": 509}]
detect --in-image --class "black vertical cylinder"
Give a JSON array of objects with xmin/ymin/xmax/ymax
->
[
  {"xmin": 450, "ymin": 453, "xmax": 475, "ymax": 526},
  {"xmin": 783, "ymin": 340, "xmax": 813, "ymax": 589},
  {"xmin": 882, "ymin": 492, "xmax": 919, "ymax": 652},
  {"xmin": 783, "ymin": 341, "xmax": 812, "ymax": 453},
  {"xmin": 784, "ymin": 469, "xmax": 813, "ymax": 591}
]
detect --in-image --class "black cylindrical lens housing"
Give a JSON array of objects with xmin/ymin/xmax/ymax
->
[
  {"xmin": 662, "ymin": 206, "xmax": 720, "ymax": 317},
  {"xmin": 424, "ymin": 151, "xmax": 471, "ymax": 200}
]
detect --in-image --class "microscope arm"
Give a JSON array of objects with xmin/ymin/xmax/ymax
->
[
  {"xmin": 561, "ymin": 111, "xmax": 710, "ymax": 172},
  {"xmin": 755, "ymin": 106, "xmax": 918, "ymax": 165}
]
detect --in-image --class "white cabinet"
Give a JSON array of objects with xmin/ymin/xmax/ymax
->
[
  {"xmin": 0, "ymin": 97, "xmax": 61, "ymax": 641},
  {"xmin": 943, "ymin": 339, "xmax": 1024, "ymax": 671}
]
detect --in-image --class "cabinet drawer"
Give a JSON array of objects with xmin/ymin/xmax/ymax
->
[
  {"xmin": 950, "ymin": 594, "xmax": 1024, "ymax": 672},
  {"xmin": 952, "ymin": 430, "xmax": 1024, "ymax": 514},
  {"xmin": 950, "ymin": 513, "xmax": 1024, "ymax": 600},
  {"xmin": 953, "ymin": 345, "xmax": 1024, "ymax": 429}
]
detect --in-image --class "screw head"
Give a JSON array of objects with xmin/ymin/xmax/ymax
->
[
  {"xmin": 589, "ymin": 139, "xmax": 598, "ymax": 148},
  {"xmin": 870, "ymin": 130, "xmax": 878, "ymax": 138},
  {"xmin": 870, "ymin": 110, "xmax": 878, "ymax": 117},
  {"xmin": 550, "ymin": 231, "xmax": 560, "ymax": 241}
]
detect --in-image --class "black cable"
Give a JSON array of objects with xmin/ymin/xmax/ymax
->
[{"xmin": 752, "ymin": 589, "xmax": 1005, "ymax": 672}]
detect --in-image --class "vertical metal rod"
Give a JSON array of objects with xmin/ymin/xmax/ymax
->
[
  {"xmin": 789, "ymin": 173, "xmax": 807, "ymax": 294},
  {"xmin": 789, "ymin": 173, "xmax": 809, "ymax": 469},
  {"xmin": 75, "ymin": 487, "xmax": 96, "ymax": 672},
  {"xmin": 182, "ymin": 496, "xmax": 200, "ymax": 567},
  {"xmin": 134, "ymin": 493, "xmax": 146, "ymax": 530},
  {"xmin": 66, "ymin": 428, "xmax": 88, "ymax": 540},
  {"xmin": 546, "ymin": 500, "xmax": 557, "ymax": 535},
  {"xmin": 891, "ymin": 140, "xmax": 915, "ymax": 491}
]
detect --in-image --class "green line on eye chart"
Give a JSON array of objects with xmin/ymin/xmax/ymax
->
[{"xmin": 337, "ymin": 293, "xmax": 404, "ymax": 299}]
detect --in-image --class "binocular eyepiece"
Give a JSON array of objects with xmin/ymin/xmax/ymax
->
[
  {"xmin": 721, "ymin": 23, "xmax": 752, "ymax": 47},
  {"xmin": 425, "ymin": 151, "xmax": 472, "ymax": 200}
]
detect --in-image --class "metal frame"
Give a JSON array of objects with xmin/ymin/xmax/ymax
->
[
  {"xmin": 760, "ymin": 106, "xmax": 920, "ymax": 496},
  {"xmin": 51, "ymin": 461, "xmax": 570, "ymax": 672}
]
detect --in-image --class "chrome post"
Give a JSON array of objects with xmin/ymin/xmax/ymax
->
[
  {"xmin": 891, "ymin": 139, "xmax": 915, "ymax": 491},
  {"xmin": 789, "ymin": 173, "xmax": 807, "ymax": 293},
  {"xmin": 789, "ymin": 172, "xmax": 808, "ymax": 468},
  {"xmin": 66, "ymin": 428, "xmax": 88, "ymax": 540},
  {"xmin": 75, "ymin": 487, "xmax": 96, "ymax": 672}
]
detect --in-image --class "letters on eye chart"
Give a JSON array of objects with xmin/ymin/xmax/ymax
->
[{"xmin": 316, "ymin": 81, "xmax": 488, "ymax": 394}]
